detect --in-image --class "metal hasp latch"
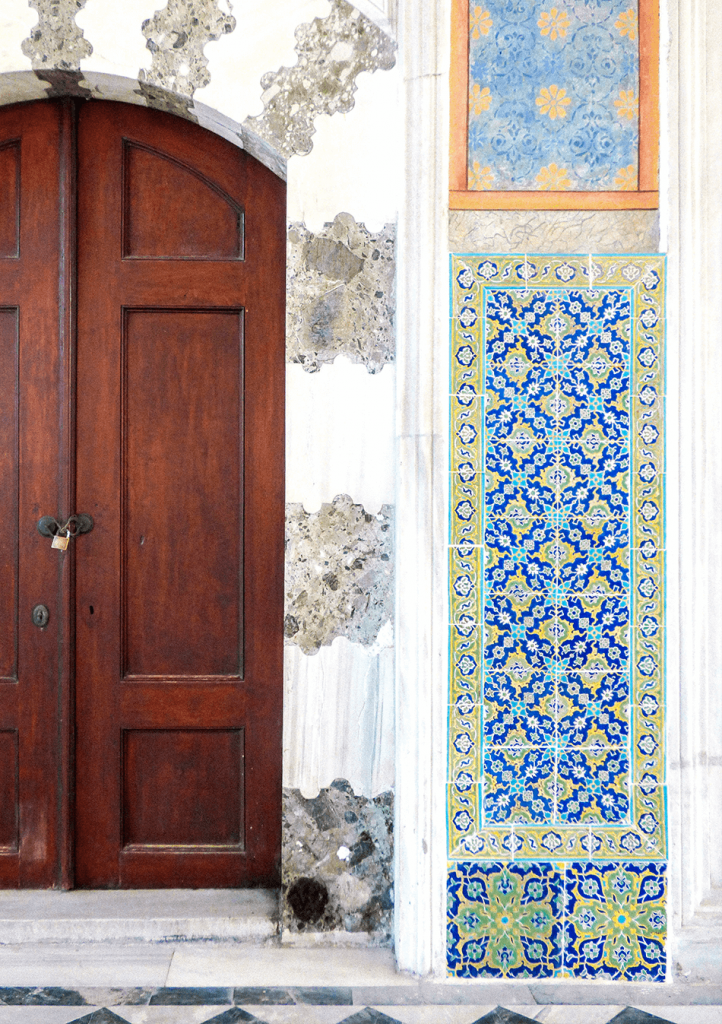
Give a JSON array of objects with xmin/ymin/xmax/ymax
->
[{"xmin": 37, "ymin": 514, "xmax": 94, "ymax": 539}]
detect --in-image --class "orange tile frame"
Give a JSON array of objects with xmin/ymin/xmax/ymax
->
[{"xmin": 449, "ymin": 0, "xmax": 660, "ymax": 210}]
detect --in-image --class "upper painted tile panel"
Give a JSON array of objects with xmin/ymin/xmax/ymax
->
[{"xmin": 467, "ymin": 1, "xmax": 639, "ymax": 191}]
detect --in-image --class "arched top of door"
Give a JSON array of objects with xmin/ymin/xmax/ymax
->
[{"xmin": 0, "ymin": 70, "xmax": 287, "ymax": 183}]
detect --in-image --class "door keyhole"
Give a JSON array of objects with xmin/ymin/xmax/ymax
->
[{"xmin": 31, "ymin": 605, "xmax": 49, "ymax": 628}]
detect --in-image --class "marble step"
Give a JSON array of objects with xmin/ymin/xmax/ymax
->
[{"xmin": 0, "ymin": 889, "xmax": 279, "ymax": 943}]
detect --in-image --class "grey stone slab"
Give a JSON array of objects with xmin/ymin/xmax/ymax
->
[
  {"xmin": 149, "ymin": 988, "xmax": 233, "ymax": 1005},
  {"xmin": 530, "ymin": 987, "xmax": 722, "ymax": 1007},
  {"xmin": 204, "ymin": 1011, "xmax": 265, "ymax": 1024},
  {"xmin": 75, "ymin": 990, "xmax": 155, "ymax": 1007},
  {"xmin": 0, "ymin": 987, "xmax": 87, "ymax": 1005},
  {"xmin": 448, "ymin": 209, "xmax": 660, "ymax": 255},
  {"xmin": 68, "ymin": 1011, "xmax": 131, "ymax": 1024},
  {"xmin": 470, "ymin": 1009, "xmax": 539, "ymax": 1024},
  {"xmin": 418, "ymin": 986, "xmax": 536, "ymax": 1006},
  {"xmin": 233, "ymin": 990, "xmax": 295, "ymax": 1006},
  {"xmin": 0, "ymin": 889, "xmax": 278, "ymax": 943},
  {"xmin": 353, "ymin": 989, "xmax": 425, "ymax": 1006},
  {"xmin": 338, "ymin": 1011, "xmax": 402, "ymax": 1024},
  {"xmin": 292, "ymin": 989, "xmax": 354, "ymax": 1005},
  {"xmin": 0, "ymin": 1011, "xmax": 96, "ymax": 1024},
  {"xmin": 534, "ymin": 1009, "xmax": 625, "ymax": 1024}
]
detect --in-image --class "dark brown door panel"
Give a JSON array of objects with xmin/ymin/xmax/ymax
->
[{"xmin": 0, "ymin": 99, "xmax": 285, "ymax": 889}]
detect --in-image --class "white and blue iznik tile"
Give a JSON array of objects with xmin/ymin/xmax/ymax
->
[
  {"xmin": 448, "ymin": 254, "xmax": 665, "ymax": 980},
  {"xmin": 467, "ymin": 2, "xmax": 640, "ymax": 191}
]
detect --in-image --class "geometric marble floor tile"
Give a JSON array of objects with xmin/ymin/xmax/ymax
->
[
  {"xmin": 2, "ymin": 1004, "xmax": 722, "ymax": 1024},
  {"xmin": 468, "ymin": 1008, "xmax": 540, "ymax": 1023}
]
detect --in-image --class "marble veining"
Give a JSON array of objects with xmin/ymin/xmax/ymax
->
[
  {"xmin": 287, "ymin": 215, "xmax": 396, "ymax": 374},
  {"xmin": 285, "ymin": 495, "xmax": 393, "ymax": 655},
  {"xmin": 449, "ymin": 210, "xmax": 660, "ymax": 256},
  {"xmin": 139, "ymin": 0, "xmax": 236, "ymax": 99}
]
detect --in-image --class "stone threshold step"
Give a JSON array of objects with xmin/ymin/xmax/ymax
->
[{"xmin": 0, "ymin": 889, "xmax": 279, "ymax": 943}]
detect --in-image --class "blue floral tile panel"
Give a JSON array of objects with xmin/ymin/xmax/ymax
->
[
  {"xmin": 448, "ymin": 254, "xmax": 665, "ymax": 980},
  {"xmin": 447, "ymin": 860, "xmax": 666, "ymax": 979},
  {"xmin": 467, "ymin": 2, "xmax": 640, "ymax": 191}
]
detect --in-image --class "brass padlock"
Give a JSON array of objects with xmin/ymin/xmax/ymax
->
[{"xmin": 51, "ymin": 530, "xmax": 70, "ymax": 551}]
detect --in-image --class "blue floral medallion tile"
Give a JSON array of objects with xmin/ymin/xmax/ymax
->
[
  {"xmin": 563, "ymin": 861, "xmax": 667, "ymax": 979},
  {"xmin": 448, "ymin": 254, "xmax": 665, "ymax": 979},
  {"xmin": 467, "ymin": 2, "xmax": 640, "ymax": 191},
  {"xmin": 447, "ymin": 861, "xmax": 563, "ymax": 977}
]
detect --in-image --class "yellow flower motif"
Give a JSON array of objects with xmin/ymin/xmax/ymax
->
[
  {"xmin": 614, "ymin": 164, "xmax": 637, "ymax": 190},
  {"xmin": 469, "ymin": 161, "xmax": 494, "ymax": 190},
  {"xmin": 470, "ymin": 6, "xmax": 493, "ymax": 38},
  {"xmin": 469, "ymin": 83, "xmax": 492, "ymax": 115},
  {"xmin": 536, "ymin": 163, "xmax": 572, "ymax": 190},
  {"xmin": 614, "ymin": 89, "xmax": 638, "ymax": 120},
  {"xmin": 538, "ymin": 7, "xmax": 571, "ymax": 41},
  {"xmin": 536, "ymin": 84, "xmax": 571, "ymax": 120},
  {"xmin": 615, "ymin": 8, "xmax": 637, "ymax": 40}
]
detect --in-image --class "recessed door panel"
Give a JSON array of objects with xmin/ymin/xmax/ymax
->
[
  {"xmin": 0, "ymin": 142, "xmax": 20, "ymax": 260},
  {"xmin": 122, "ymin": 728, "xmax": 244, "ymax": 848},
  {"xmin": 0, "ymin": 731, "xmax": 19, "ymax": 850},
  {"xmin": 123, "ymin": 309, "xmax": 243, "ymax": 679},
  {"xmin": 122, "ymin": 141, "xmax": 244, "ymax": 260}
]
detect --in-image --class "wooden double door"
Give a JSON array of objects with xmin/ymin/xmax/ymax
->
[{"xmin": 0, "ymin": 100, "xmax": 285, "ymax": 887}]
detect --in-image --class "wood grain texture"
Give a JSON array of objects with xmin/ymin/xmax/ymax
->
[
  {"xmin": 0, "ymin": 143, "xmax": 20, "ymax": 259},
  {"xmin": 122, "ymin": 729, "xmax": 244, "ymax": 847},
  {"xmin": 74, "ymin": 102, "xmax": 285, "ymax": 888},
  {"xmin": 122, "ymin": 142, "xmax": 244, "ymax": 260},
  {"xmin": 122, "ymin": 309, "xmax": 242, "ymax": 678},
  {"xmin": 0, "ymin": 102, "xmax": 67, "ymax": 887}
]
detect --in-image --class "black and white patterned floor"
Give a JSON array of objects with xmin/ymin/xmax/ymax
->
[{"xmin": 0, "ymin": 990, "xmax": 717, "ymax": 1024}]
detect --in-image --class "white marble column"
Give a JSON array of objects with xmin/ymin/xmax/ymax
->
[
  {"xmin": 667, "ymin": 0, "xmax": 722, "ymax": 978},
  {"xmin": 394, "ymin": 0, "xmax": 451, "ymax": 976}
]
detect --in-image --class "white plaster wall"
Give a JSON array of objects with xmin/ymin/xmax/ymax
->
[
  {"xmin": 286, "ymin": 358, "xmax": 395, "ymax": 516},
  {"xmin": 286, "ymin": 64, "xmax": 402, "ymax": 233}
]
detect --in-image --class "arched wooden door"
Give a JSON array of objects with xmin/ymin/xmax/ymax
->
[{"xmin": 0, "ymin": 99, "xmax": 285, "ymax": 887}]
